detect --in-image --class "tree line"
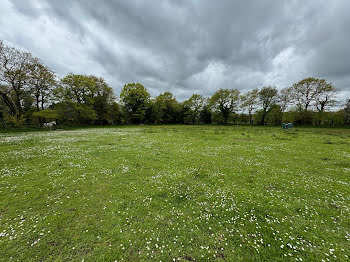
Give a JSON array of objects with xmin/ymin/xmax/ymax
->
[{"xmin": 1, "ymin": 40, "xmax": 350, "ymax": 128}]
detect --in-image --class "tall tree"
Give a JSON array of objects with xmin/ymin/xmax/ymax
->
[
  {"xmin": 241, "ymin": 88, "xmax": 259, "ymax": 124},
  {"xmin": 277, "ymin": 87, "xmax": 293, "ymax": 122},
  {"xmin": 88, "ymin": 76, "xmax": 116, "ymax": 124},
  {"xmin": 59, "ymin": 74, "xmax": 97, "ymax": 104},
  {"xmin": 265, "ymin": 104, "xmax": 283, "ymax": 125},
  {"xmin": 183, "ymin": 94, "xmax": 204, "ymax": 124},
  {"xmin": 199, "ymin": 99, "xmax": 212, "ymax": 124},
  {"xmin": 314, "ymin": 82, "xmax": 337, "ymax": 112},
  {"xmin": 154, "ymin": 92, "xmax": 180, "ymax": 124},
  {"xmin": 0, "ymin": 40, "xmax": 35, "ymax": 123},
  {"xmin": 291, "ymin": 77, "xmax": 329, "ymax": 112},
  {"xmin": 0, "ymin": 84, "xmax": 17, "ymax": 118},
  {"xmin": 28, "ymin": 60, "xmax": 56, "ymax": 111},
  {"xmin": 53, "ymin": 101, "xmax": 97, "ymax": 125},
  {"xmin": 209, "ymin": 88, "xmax": 240, "ymax": 124},
  {"xmin": 55, "ymin": 74, "xmax": 116, "ymax": 125},
  {"xmin": 120, "ymin": 83, "xmax": 150, "ymax": 123},
  {"xmin": 345, "ymin": 98, "xmax": 350, "ymax": 125},
  {"xmin": 258, "ymin": 86, "xmax": 278, "ymax": 125}
]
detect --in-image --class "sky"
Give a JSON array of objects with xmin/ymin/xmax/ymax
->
[{"xmin": 1, "ymin": 0, "xmax": 350, "ymax": 101}]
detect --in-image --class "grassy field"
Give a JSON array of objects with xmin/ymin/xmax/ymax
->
[{"xmin": 0, "ymin": 125, "xmax": 349, "ymax": 261}]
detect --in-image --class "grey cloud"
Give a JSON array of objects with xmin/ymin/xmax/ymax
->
[{"xmin": 2, "ymin": 0, "xmax": 350, "ymax": 100}]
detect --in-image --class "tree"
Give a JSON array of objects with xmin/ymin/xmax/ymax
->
[
  {"xmin": 154, "ymin": 92, "xmax": 181, "ymax": 124},
  {"xmin": 53, "ymin": 101, "xmax": 96, "ymax": 125},
  {"xmin": 241, "ymin": 88, "xmax": 259, "ymax": 124},
  {"xmin": 89, "ymin": 76, "xmax": 116, "ymax": 124},
  {"xmin": 59, "ymin": 74, "xmax": 97, "ymax": 104},
  {"xmin": 0, "ymin": 84, "xmax": 17, "ymax": 118},
  {"xmin": 0, "ymin": 40, "xmax": 35, "ymax": 123},
  {"xmin": 55, "ymin": 74, "xmax": 116, "ymax": 125},
  {"xmin": 291, "ymin": 77, "xmax": 330, "ymax": 112},
  {"xmin": 345, "ymin": 98, "xmax": 350, "ymax": 125},
  {"xmin": 108, "ymin": 102, "xmax": 122, "ymax": 124},
  {"xmin": 329, "ymin": 110, "xmax": 345, "ymax": 126},
  {"xmin": 277, "ymin": 87, "xmax": 293, "ymax": 123},
  {"xmin": 209, "ymin": 88, "xmax": 240, "ymax": 124},
  {"xmin": 183, "ymin": 94, "xmax": 204, "ymax": 124},
  {"xmin": 258, "ymin": 86, "xmax": 277, "ymax": 125},
  {"xmin": 31, "ymin": 108, "xmax": 59, "ymax": 126},
  {"xmin": 265, "ymin": 104, "xmax": 282, "ymax": 125},
  {"xmin": 199, "ymin": 99, "xmax": 212, "ymax": 124},
  {"xmin": 120, "ymin": 83, "xmax": 150, "ymax": 123},
  {"xmin": 28, "ymin": 60, "xmax": 56, "ymax": 111},
  {"xmin": 144, "ymin": 98, "xmax": 158, "ymax": 124},
  {"xmin": 314, "ymin": 82, "xmax": 337, "ymax": 112}
]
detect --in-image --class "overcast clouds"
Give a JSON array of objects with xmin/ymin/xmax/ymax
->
[{"xmin": 1, "ymin": 0, "xmax": 350, "ymax": 100}]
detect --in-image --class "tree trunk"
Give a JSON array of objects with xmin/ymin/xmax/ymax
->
[
  {"xmin": 0, "ymin": 91, "xmax": 17, "ymax": 116},
  {"xmin": 261, "ymin": 109, "xmax": 267, "ymax": 125},
  {"xmin": 36, "ymin": 94, "xmax": 40, "ymax": 111},
  {"xmin": 41, "ymin": 93, "xmax": 45, "ymax": 110}
]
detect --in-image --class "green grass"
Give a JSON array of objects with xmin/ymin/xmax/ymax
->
[{"xmin": 0, "ymin": 125, "xmax": 349, "ymax": 261}]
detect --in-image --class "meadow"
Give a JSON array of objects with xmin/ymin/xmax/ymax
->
[{"xmin": 0, "ymin": 125, "xmax": 349, "ymax": 261}]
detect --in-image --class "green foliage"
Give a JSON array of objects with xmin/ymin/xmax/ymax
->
[
  {"xmin": 345, "ymin": 99, "xmax": 350, "ymax": 125},
  {"xmin": 330, "ymin": 110, "xmax": 346, "ymax": 126},
  {"xmin": 107, "ymin": 102, "xmax": 123, "ymax": 124},
  {"xmin": 292, "ymin": 110, "xmax": 315, "ymax": 125},
  {"xmin": 1, "ymin": 41, "xmax": 348, "ymax": 128},
  {"xmin": 316, "ymin": 110, "xmax": 346, "ymax": 127},
  {"xmin": 0, "ymin": 41, "xmax": 36, "ymax": 122},
  {"xmin": 55, "ymin": 74, "xmax": 116, "ymax": 125},
  {"xmin": 253, "ymin": 109, "xmax": 263, "ymax": 125},
  {"xmin": 258, "ymin": 86, "xmax": 278, "ymax": 125},
  {"xmin": 59, "ymin": 74, "xmax": 97, "ymax": 104},
  {"xmin": 32, "ymin": 108, "xmax": 59, "ymax": 120},
  {"xmin": 28, "ymin": 62, "xmax": 56, "ymax": 111},
  {"xmin": 291, "ymin": 77, "xmax": 335, "ymax": 112},
  {"xmin": 241, "ymin": 88, "xmax": 259, "ymax": 124},
  {"xmin": 183, "ymin": 94, "xmax": 204, "ymax": 124},
  {"xmin": 3, "ymin": 114, "xmax": 26, "ymax": 127},
  {"xmin": 154, "ymin": 92, "xmax": 181, "ymax": 124},
  {"xmin": 209, "ymin": 88, "xmax": 240, "ymax": 123},
  {"xmin": 199, "ymin": 103, "xmax": 212, "ymax": 124},
  {"xmin": 265, "ymin": 104, "xmax": 282, "ymax": 125},
  {"xmin": 120, "ymin": 83, "xmax": 150, "ymax": 123},
  {"xmin": 144, "ymin": 99, "xmax": 158, "ymax": 124},
  {"xmin": 53, "ymin": 101, "xmax": 96, "ymax": 125}
]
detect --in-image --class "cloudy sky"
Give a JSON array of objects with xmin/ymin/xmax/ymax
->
[{"xmin": 1, "ymin": 0, "xmax": 350, "ymax": 100}]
